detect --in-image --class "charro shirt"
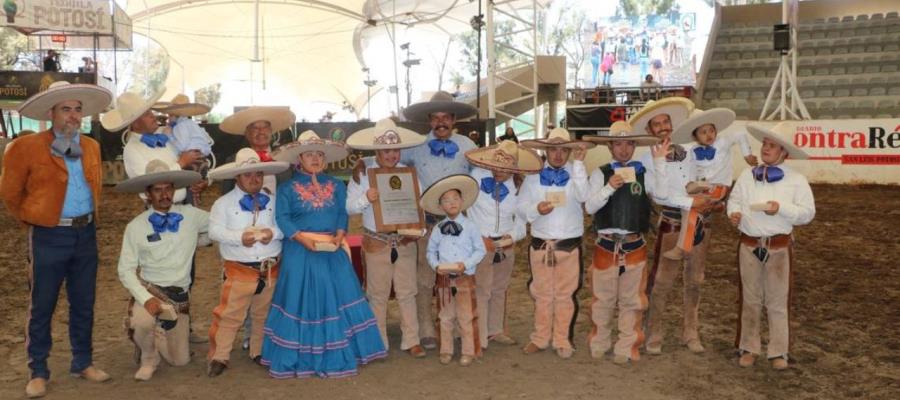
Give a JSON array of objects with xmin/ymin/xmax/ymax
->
[
  {"xmin": 122, "ymin": 130, "xmax": 187, "ymax": 203},
  {"xmin": 426, "ymin": 214, "xmax": 486, "ymax": 276},
  {"xmin": 399, "ymin": 131, "xmax": 476, "ymax": 188},
  {"xmin": 726, "ymin": 164, "xmax": 815, "ymax": 237},
  {"xmin": 209, "ymin": 186, "xmax": 283, "ymax": 263},
  {"xmin": 517, "ymin": 160, "xmax": 590, "ymax": 240},
  {"xmin": 346, "ymin": 159, "xmax": 422, "ymax": 232},
  {"xmin": 467, "ymin": 167, "xmax": 526, "ymax": 241}
]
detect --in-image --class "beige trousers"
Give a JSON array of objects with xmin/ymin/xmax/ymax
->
[
  {"xmin": 129, "ymin": 301, "xmax": 190, "ymax": 368},
  {"xmin": 589, "ymin": 242, "xmax": 650, "ymax": 360},
  {"xmin": 364, "ymin": 239, "xmax": 420, "ymax": 350},
  {"xmin": 436, "ymin": 274, "xmax": 480, "ymax": 357},
  {"xmin": 737, "ymin": 242, "xmax": 793, "ymax": 359},
  {"xmin": 475, "ymin": 246, "xmax": 516, "ymax": 349},
  {"xmin": 207, "ymin": 261, "xmax": 278, "ymax": 362},
  {"xmin": 528, "ymin": 245, "xmax": 582, "ymax": 350},
  {"xmin": 415, "ymin": 228, "xmax": 437, "ymax": 340}
]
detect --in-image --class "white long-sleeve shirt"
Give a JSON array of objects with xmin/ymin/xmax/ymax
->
[
  {"xmin": 426, "ymin": 214, "xmax": 486, "ymax": 276},
  {"xmin": 517, "ymin": 160, "xmax": 590, "ymax": 240},
  {"xmin": 687, "ymin": 130, "xmax": 752, "ymax": 186},
  {"xmin": 117, "ymin": 204, "xmax": 209, "ymax": 305},
  {"xmin": 209, "ymin": 186, "xmax": 283, "ymax": 263},
  {"xmin": 467, "ymin": 167, "xmax": 526, "ymax": 241},
  {"xmin": 639, "ymin": 147, "xmax": 694, "ymax": 210},
  {"xmin": 122, "ymin": 131, "xmax": 186, "ymax": 203},
  {"xmin": 726, "ymin": 164, "xmax": 815, "ymax": 237},
  {"xmin": 585, "ymin": 157, "xmax": 668, "ymax": 235},
  {"xmin": 345, "ymin": 159, "xmax": 422, "ymax": 232}
]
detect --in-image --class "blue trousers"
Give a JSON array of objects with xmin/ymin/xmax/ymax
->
[{"xmin": 27, "ymin": 223, "xmax": 98, "ymax": 380}]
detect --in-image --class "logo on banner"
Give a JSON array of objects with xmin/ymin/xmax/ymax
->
[
  {"xmin": 3, "ymin": 0, "xmax": 109, "ymax": 33},
  {"xmin": 793, "ymin": 123, "xmax": 900, "ymax": 165}
]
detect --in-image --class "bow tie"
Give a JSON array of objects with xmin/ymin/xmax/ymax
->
[
  {"xmin": 480, "ymin": 177, "xmax": 510, "ymax": 202},
  {"xmin": 148, "ymin": 212, "xmax": 184, "ymax": 233},
  {"xmin": 50, "ymin": 135, "xmax": 82, "ymax": 159},
  {"xmin": 428, "ymin": 139, "xmax": 459, "ymax": 158},
  {"xmin": 256, "ymin": 150, "xmax": 273, "ymax": 162},
  {"xmin": 140, "ymin": 133, "xmax": 170, "ymax": 148},
  {"xmin": 666, "ymin": 144, "xmax": 687, "ymax": 162},
  {"xmin": 439, "ymin": 220, "xmax": 463, "ymax": 236},
  {"xmin": 610, "ymin": 160, "xmax": 645, "ymax": 174},
  {"xmin": 752, "ymin": 165, "xmax": 784, "ymax": 183},
  {"xmin": 693, "ymin": 145, "xmax": 716, "ymax": 161},
  {"xmin": 539, "ymin": 167, "xmax": 569, "ymax": 187},
  {"xmin": 239, "ymin": 192, "xmax": 270, "ymax": 212}
]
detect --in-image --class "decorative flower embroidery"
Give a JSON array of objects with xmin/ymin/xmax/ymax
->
[{"xmin": 293, "ymin": 180, "xmax": 336, "ymax": 209}]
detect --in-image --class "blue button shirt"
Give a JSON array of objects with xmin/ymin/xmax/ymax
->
[
  {"xmin": 55, "ymin": 132, "xmax": 94, "ymax": 218},
  {"xmin": 400, "ymin": 131, "xmax": 475, "ymax": 188},
  {"xmin": 426, "ymin": 214, "xmax": 486, "ymax": 276}
]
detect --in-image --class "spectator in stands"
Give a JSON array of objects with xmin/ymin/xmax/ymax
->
[
  {"xmin": 639, "ymin": 33, "xmax": 650, "ymax": 81},
  {"xmin": 43, "ymin": 50, "xmax": 60, "ymax": 72},
  {"xmin": 81, "ymin": 57, "xmax": 96, "ymax": 74},
  {"xmin": 590, "ymin": 40, "xmax": 601, "ymax": 86},
  {"xmin": 498, "ymin": 126, "xmax": 519, "ymax": 143},
  {"xmin": 651, "ymin": 32, "xmax": 666, "ymax": 85},
  {"xmin": 641, "ymin": 74, "xmax": 662, "ymax": 101},
  {"xmin": 601, "ymin": 52, "xmax": 615, "ymax": 86}
]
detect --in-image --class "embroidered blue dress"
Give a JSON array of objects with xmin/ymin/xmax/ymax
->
[{"xmin": 261, "ymin": 172, "xmax": 386, "ymax": 378}]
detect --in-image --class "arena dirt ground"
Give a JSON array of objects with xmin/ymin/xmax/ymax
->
[{"xmin": 0, "ymin": 183, "xmax": 897, "ymax": 399}]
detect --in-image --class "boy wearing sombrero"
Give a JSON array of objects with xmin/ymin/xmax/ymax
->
[
  {"xmin": 464, "ymin": 140, "xmax": 542, "ymax": 349},
  {"xmin": 346, "ymin": 119, "xmax": 428, "ymax": 358},
  {"xmin": 205, "ymin": 148, "xmax": 290, "ymax": 377},
  {"xmin": 727, "ymin": 123, "xmax": 815, "ymax": 370},
  {"xmin": 422, "ymin": 175, "xmax": 486, "ymax": 366},
  {"xmin": 116, "ymin": 161, "xmax": 208, "ymax": 381},
  {"xmin": 2, "ymin": 81, "xmax": 112, "ymax": 398},
  {"xmin": 518, "ymin": 128, "xmax": 594, "ymax": 359}
]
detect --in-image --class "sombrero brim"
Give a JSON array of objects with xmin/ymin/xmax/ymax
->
[
  {"xmin": 520, "ymin": 138, "xmax": 597, "ymax": 150},
  {"xmin": 272, "ymin": 140, "xmax": 349, "ymax": 164},
  {"xmin": 115, "ymin": 170, "xmax": 202, "ymax": 193},
  {"xmin": 419, "ymin": 174, "xmax": 479, "ymax": 216},
  {"xmin": 18, "ymin": 84, "xmax": 112, "ymax": 121},
  {"xmin": 582, "ymin": 134, "xmax": 660, "ymax": 146},
  {"xmin": 220, "ymin": 107, "xmax": 296, "ymax": 135},
  {"xmin": 346, "ymin": 125, "xmax": 426, "ymax": 150},
  {"xmin": 670, "ymin": 108, "xmax": 736, "ymax": 144},
  {"xmin": 628, "ymin": 97, "xmax": 694, "ymax": 136},
  {"xmin": 208, "ymin": 160, "xmax": 290, "ymax": 180},
  {"xmin": 101, "ymin": 90, "xmax": 166, "ymax": 132},
  {"xmin": 464, "ymin": 146, "xmax": 543, "ymax": 174},
  {"xmin": 747, "ymin": 125, "xmax": 809, "ymax": 160},
  {"xmin": 158, "ymin": 103, "xmax": 211, "ymax": 117},
  {"xmin": 402, "ymin": 101, "xmax": 477, "ymax": 123}
]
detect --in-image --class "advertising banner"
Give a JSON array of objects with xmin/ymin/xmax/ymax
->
[{"xmin": 2, "ymin": 0, "xmax": 113, "ymax": 34}]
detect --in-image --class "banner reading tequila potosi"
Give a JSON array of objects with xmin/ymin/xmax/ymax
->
[{"xmin": 2, "ymin": 0, "xmax": 112, "ymax": 34}]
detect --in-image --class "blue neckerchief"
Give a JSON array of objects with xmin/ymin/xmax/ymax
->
[
  {"xmin": 752, "ymin": 165, "xmax": 784, "ymax": 183},
  {"xmin": 480, "ymin": 177, "xmax": 510, "ymax": 202},
  {"xmin": 140, "ymin": 133, "xmax": 170, "ymax": 148},
  {"xmin": 148, "ymin": 212, "xmax": 183, "ymax": 233},
  {"xmin": 439, "ymin": 220, "xmax": 463, "ymax": 236},
  {"xmin": 50, "ymin": 133, "xmax": 82, "ymax": 159},
  {"xmin": 428, "ymin": 139, "xmax": 459, "ymax": 158},
  {"xmin": 610, "ymin": 160, "xmax": 646, "ymax": 174},
  {"xmin": 539, "ymin": 167, "xmax": 569, "ymax": 187},
  {"xmin": 239, "ymin": 192, "xmax": 270, "ymax": 212},
  {"xmin": 693, "ymin": 145, "xmax": 716, "ymax": 161}
]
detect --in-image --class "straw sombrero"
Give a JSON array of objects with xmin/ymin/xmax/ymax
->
[
  {"xmin": 346, "ymin": 118, "xmax": 425, "ymax": 150},
  {"xmin": 465, "ymin": 140, "xmax": 543, "ymax": 174},
  {"xmin": 670, "ymin": 108, "xmax": 736, "ymax": 144},
  {"xmin": 154, "ymin": 94, "xmax": 211, "ymax": 117},
  {"xmin": 747, "ymin": 122, "xmax": 809, "ymax": 160},
  {"xmin": 583, "ymin": 121, "xmax": 660, "ymax": 146},
  {"xmin": 17, "ymin": 81, "xmax": 112, "ymax": 121},
  {"xmin": 419, "ymin": 174, "xmax": 479, "ymax": 216},
  {"xmin": 101, "ymin": 90, "xmax": 166, "ymax": 131},
  {"xmin": 402, "ymin": 91, "xmax": 478, "ymax": 122},
  {"xmin": 220, "ymin": 106, "xmax": 296, "ymax": 135},
  {"xmin": 627, "ymin": 97, "xmax": 695, "ymax": 136},
  {"xmin": 520, "ymin": 127, "xmax": 597, "ymax": 150},
  {"xmin": 272, "ymin": 130, "xmax": 349, "ymax": 164},
  {"xmin": 115, "ymin": 159, "xmax": 202, "ymax": 193},
  {"xmin": 208, "ymin": 148, "xmax": 290, "ymax": 180}
]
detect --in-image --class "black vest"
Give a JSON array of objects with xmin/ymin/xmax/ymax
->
[{"xmin": 591, "ymin": 164, "xmax": 651, "ymax": 233}]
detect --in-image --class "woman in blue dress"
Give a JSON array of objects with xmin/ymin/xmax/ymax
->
[{"xmin": 262, "ymin": 131, "xmax": 386, "ymax": 378}]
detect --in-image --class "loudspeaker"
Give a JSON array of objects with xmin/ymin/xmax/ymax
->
[{"xmin": 774, "ymin": 24, "xmax": 791, "ymax": 52}]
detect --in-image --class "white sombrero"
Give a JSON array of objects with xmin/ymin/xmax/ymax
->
[
  {"xmin": 403, "ymin": 91, "xmax": 478, "ymax": 122},
  {"xmin": 208, "ymin": 148, "xmax": 290, "ymax": 180},
  {"xmin": 115, "ymin": 159, "xmax": 202, "ymax": 193},
  {"xmin": 346, "ymin": 118, "xmax": 425, "ymax": 150},
  {"xmin": 101, "ymin": 90, "xmax": 166, "ymax": 131},
  {"xmin": 747, "ymin": 122, "xmax": 809, "ymax": 160},
  {"xmin": 419, "ymin": 174, "xmax": 479, "ymax": 216},
  {"xmin": 272, "ymin": 130, "xmax": 349, "ymax": 164},
  {"xmin": 627, "ymin": 97, "xmax": 695, "ymax": 136},
  {"xmin": 154, "ymin": 94, "xmax": 211, "ymax": 117},
  {"xmin": 220, "ymin": 106, "xmax": 296, "ymax": 135},
  {"xmin": 583, "ymin": 121, "xmax": 660, "ymax": 146},
  {"xmin": 465, "ymin": 140, "xmax": 543, "ymax": 174},
  {"xmin": 521, "ymin": 127, "xmax": 597, "ymax": 150},
  {"xmin": 670, "ymin": 108, "xmax": 736, "ymax": 144},
  {"xmin": 17, "ymin": 81, "xmax": 112, "ymax": 121}
]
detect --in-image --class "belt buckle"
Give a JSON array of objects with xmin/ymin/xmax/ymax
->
[{"xmin": 72, "ymin": 214, "xmax": 90, "ymax": 228}]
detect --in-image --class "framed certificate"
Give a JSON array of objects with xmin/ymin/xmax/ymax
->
[{"xmin": 368, "ymin": 167, "xmax": 426, "ymax": 232}]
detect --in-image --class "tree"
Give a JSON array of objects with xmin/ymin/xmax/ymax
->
[
  {"xmin": 194, "ymin": 83, "xmax": 221, "ymax": 116},
  {"xmin": 456, "ymin": 19, "xmax": 529, "ymax": 80},
  {"xmin": 545, "ymin": 1, "xmax": 589, "ymax": 88},
  {"xmin": 0, "ymin": 27, "xmax": 30, "ymax": 69}
]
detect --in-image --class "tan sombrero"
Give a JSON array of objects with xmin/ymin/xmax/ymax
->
[
  {"xmin": 220, "ymin": 106, "xmax": 296, "ymax": 135},
  {"xmin": 101, "ymin": 90, "xmax": 166, "ymax": 131},
  {"xmin": 419, "ymin": 174, "xmax": 479, "ymax": 216},
  {"xmin": 17, "ymin": 81, "xmax": 112, "ymax": 121},
  {"xmin": 747, "ymin": 122, "xmax": 809, "ymax": 160},
  {"xmin": 583, "ymin": 121, "xmax": 660, "ymax": 146},
  {"xmin": 627, "ymin": 97, "xmax": 695, "ymax": 136},
  {"xmin": 670, "ymin": 108, "xmax": 736, "ymax": 144},
  {"xmin": 346, "ymin": 118, "xmax": 425, "ymax": 150},
  {"xmin": 465, "ymin": 140, "xmax": 542, "ymax": 174},
  {"xmin": 154, "ymin": 94, "xmax": 211, "ymax": 117},
  {"xmin": 115, "ymin": 159, "xmax": 202, "ymax": 193},
  {"xmin": 520, "ymin": 127, "xmax": 597, "ymax": 150},
  {"xmin": 402, "ymin": 91, "xmax": 478, "ymax": 122},
  {"xmin": 272, "ymin": 130, "xmax": 349, "ymax": 164},
  {"xmin": 208, "ymin": 148, "xmax": 290, "ymax": 180}
]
